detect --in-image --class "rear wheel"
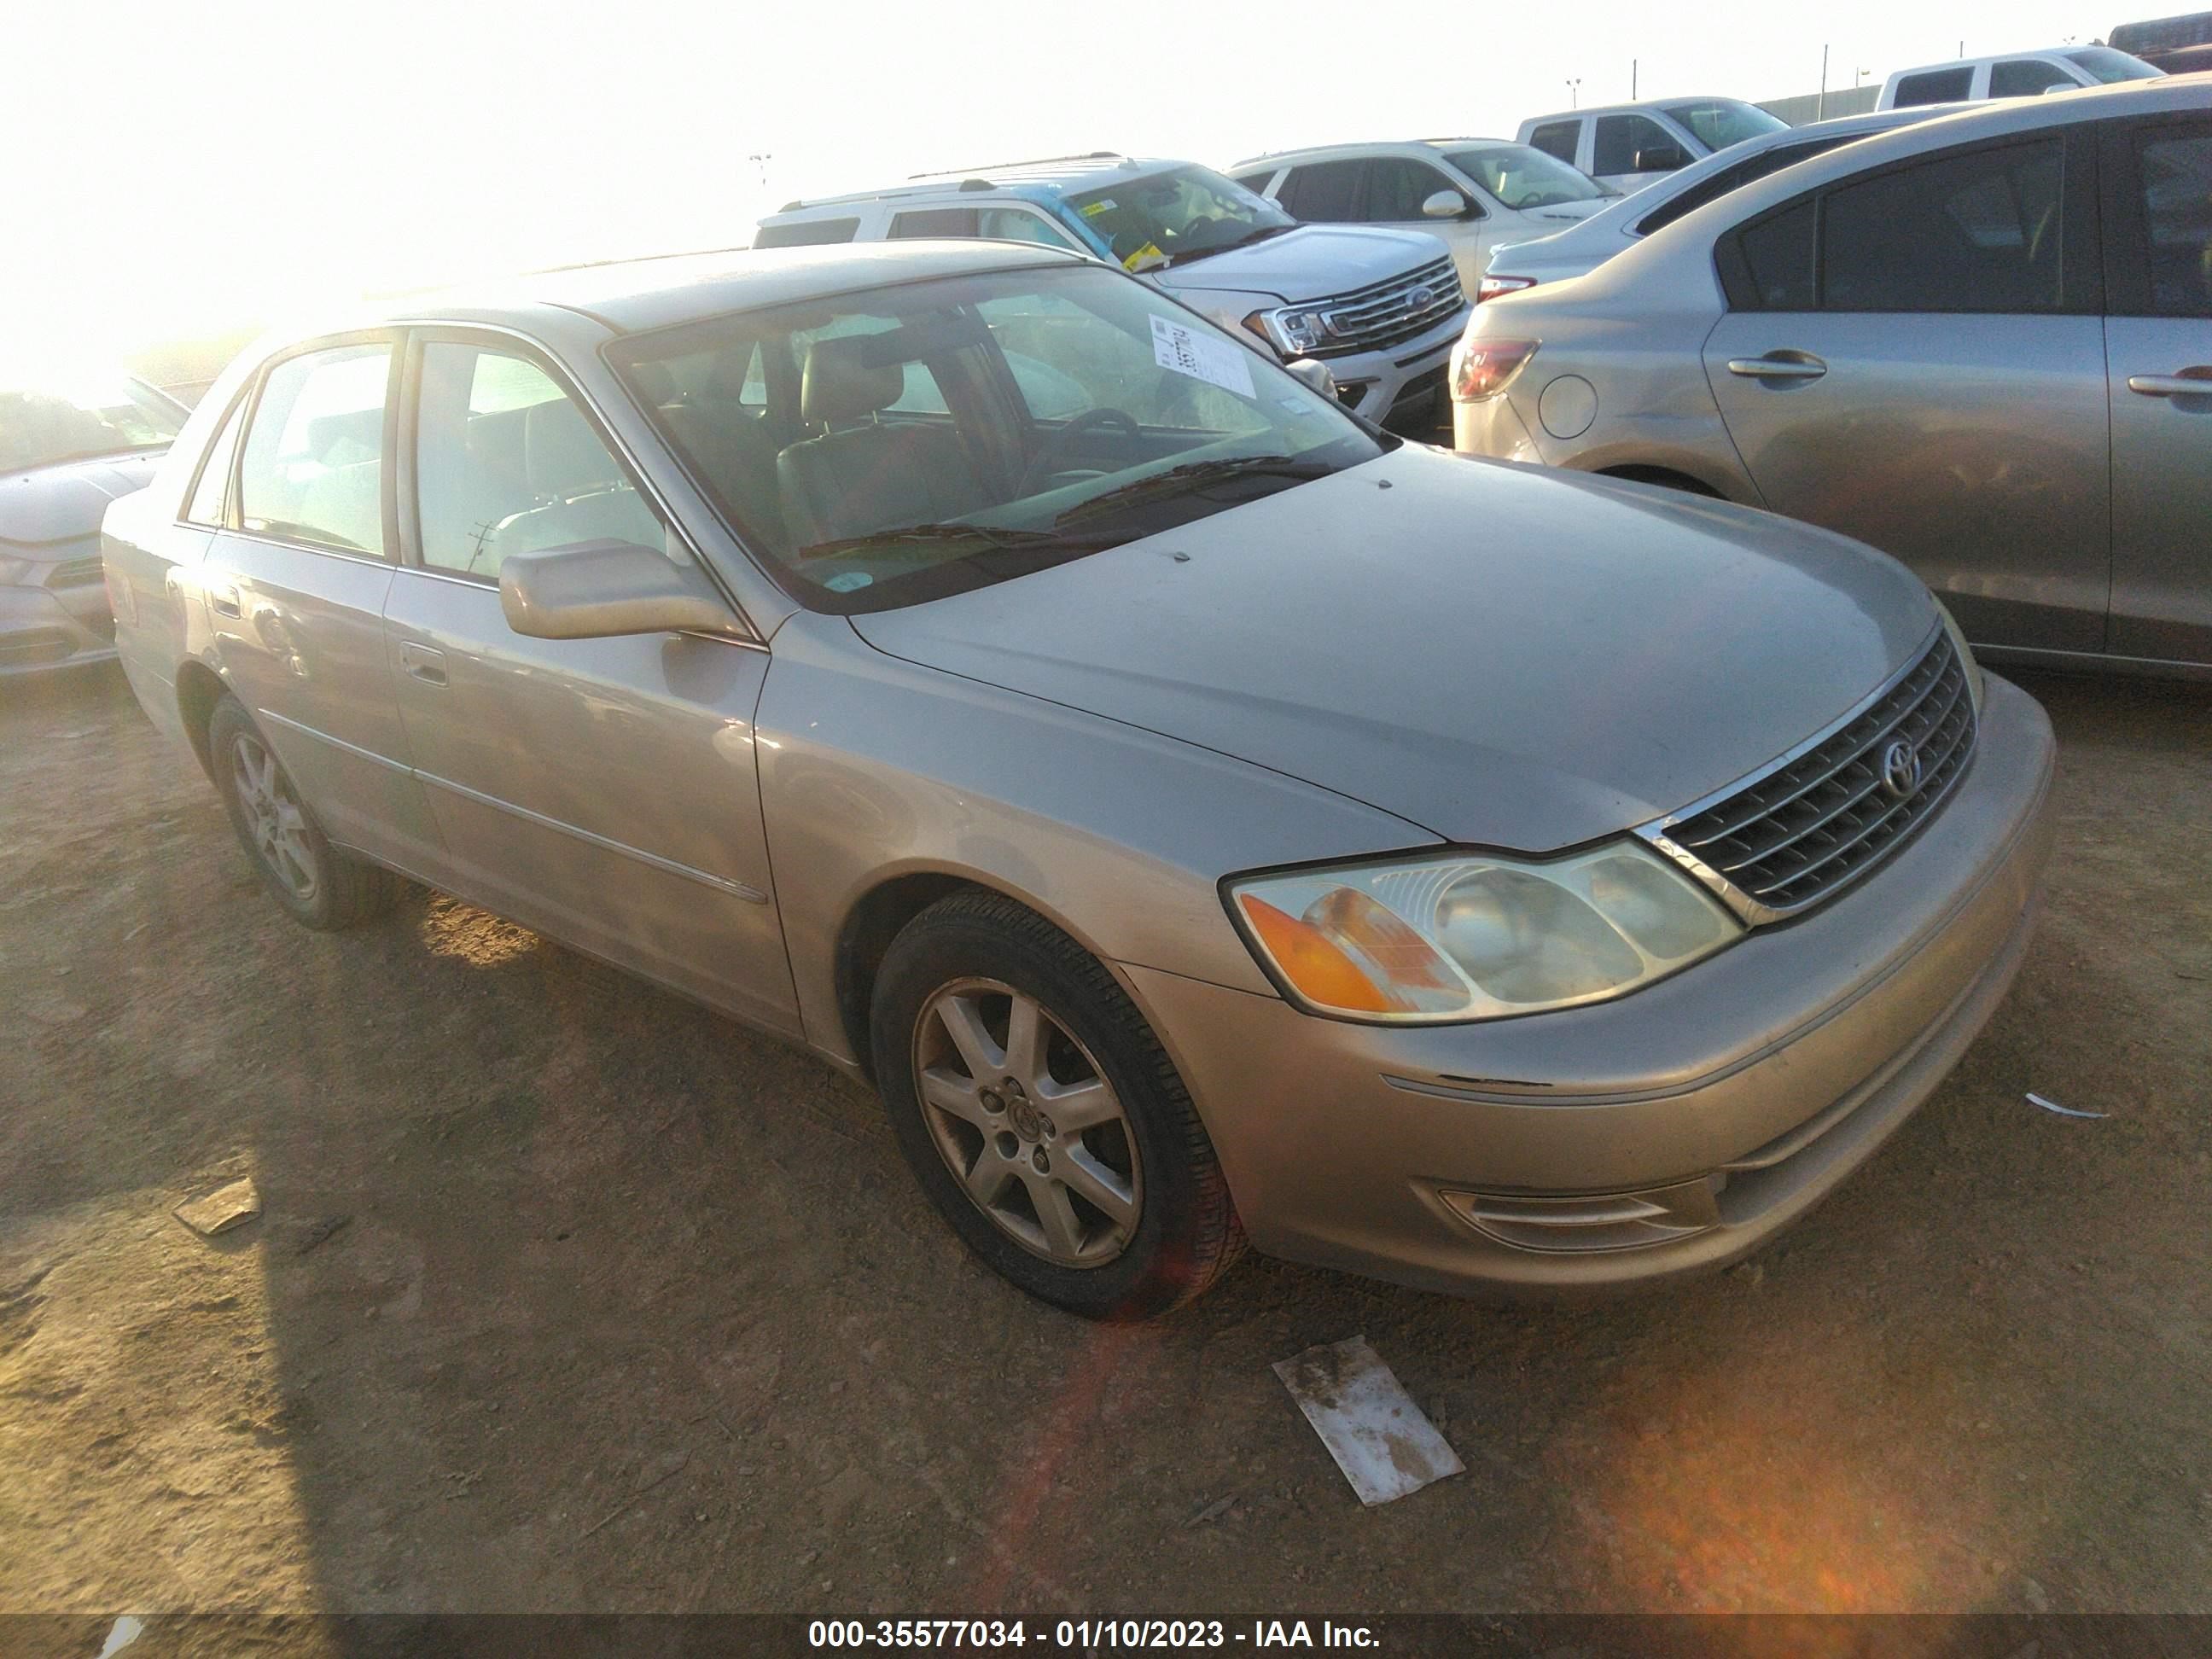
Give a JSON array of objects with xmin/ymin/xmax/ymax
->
[
  {"xmin": 870, "ymin": 890, "xmax": 1243, "ymax": 1319},
  {"xmin": 208, "ymin": 695, "xmax": 399, "ymax": 930}
]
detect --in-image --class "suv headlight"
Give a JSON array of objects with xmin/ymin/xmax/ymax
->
[
  {"xmin": 1934, "ymin": 600, "xmax": 1985, "ymax": 718},
  {"xmin": 1243, "ymin": 306, "xmax": 1330, "ymax": 357},
  {"xmin": 1226, "ymin": 841, "xmax": 1742, "ymax": 1023}
]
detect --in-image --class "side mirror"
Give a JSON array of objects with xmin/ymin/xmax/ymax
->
[
  {"xmin": 1632, "ymin": 145, "xmax": 1691, "ymax": 173},
  {"xmin": 1420, "ymin": 189, "xmax": 1469, "ymax": 219},
  {"xmin": 1284, "ymin": 358, "xmax": 1339, "ymax": 401},
  {"xmin": 499, "ymin": 540, "xmax": 742, "ymax": 640}
]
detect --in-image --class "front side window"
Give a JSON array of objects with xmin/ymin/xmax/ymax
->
[
  {"xmin": 1062, "ymin": 166, "xmax": 1295, "ymax": 271},
  {"xmin": 1527, "ymin": 121, "xmax": 1580, "ymax": 165},
  {"xmin": 1736, "ymin": 199, "xmax": 1818, "ymax": 309},
  {"xmin": 2064, "ymin": 46, "xmax": 2163, "ymax": 83},
  {"xmin": 2134, "ymin": 129, "xmax": 2212, "ymax": 317},
  {"xmin": 411, "ymin": 343, "xmax": 671, "ymax": 579},
  {"xmin": 0, "ymin": 374, "xmax": 183, "ymax": 475},
  {"xmin": 236, "ymin": 345, "xmax": 391, "ymax": 554},
  {"xmin": 1822, "ymin": 139, "xmax": 2065, "ymax": 311},
  {"xmin": 1444, "ymin": 145, "xmax": 1609, "ymax": 209},
  {"xmin": 1989, "ymin": 58, "xmax": 2075, "ymax": 97},
  {"xmin": 609, "ymin": 265, "xmax": 1381, "ymax": 614},
  {"xmin": 1660, "ymin": 100, "xmax": 1788, "ymax": 153},
  {"xmin": 889, "ymin": 205, "xmax": 1080, "ymax": 250},
  {"xmin": 1593, "ymin": 114, "xmax": 1682, "ymax": 176},
  {"xmin": 1364, "ymin": 157, "xmax": 1466, "ymax": 219},
  {"xmin": 1892, "ymin": 67, "xmax": 1973, "ymax": 107},
  {"xmin": 183, "ymin": 393, "xmax": 248, "ymax": 527}
]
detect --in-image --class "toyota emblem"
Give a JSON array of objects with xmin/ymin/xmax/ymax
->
[{"xmin": 1878, "ymin": 740, "xmax": 1923, "ymax": 801}]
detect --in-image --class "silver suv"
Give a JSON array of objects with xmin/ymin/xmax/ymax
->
[{"xmin": 754, "ymin": 154, "xmax": 1468, "ymax": 430}]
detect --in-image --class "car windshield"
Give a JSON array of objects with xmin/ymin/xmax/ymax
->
[
  {"xmin": 1062, "ymin": 166, "xmax": 1295, "ymax": 272},
  {"xmin": 1661, "ymin": 99, "xmax": 1789, "ymax": 153},
  {"xmin": 610, "ymin": 263, "xmax": 1382, "ymax": 614},
  {"xmin": 2064, "ymin": 46, "xmax": 2163, "ymax": 83},
  {"xmin": 1443, "ymin": 145, "xmax": 1614, "ymax": 208},
  {"xmin": 0, "ymin": 375, "xmax": 183, "ymax": 474}
]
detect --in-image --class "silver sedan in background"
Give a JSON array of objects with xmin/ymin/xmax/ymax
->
[
  {"xmin": 104, "ymin": 241, "xmax": 2053, "ymax": 1318},
  {"xmin": 1454, "ymin": 79, "xmax": 2212, "ymax": 677}
]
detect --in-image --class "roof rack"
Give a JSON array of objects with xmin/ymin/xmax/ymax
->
[{"xmin": 909, "ymin": 150, "xmax": 1127, "ymax": 179}]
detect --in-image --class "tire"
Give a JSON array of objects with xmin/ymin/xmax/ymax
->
[
  {"xmin": 870, "ymin": 889, "xmax": 1244, "ymax": 1320},
  {"xmin": 207, "ymin": 694, "xmax": 399, "ymax": 931}
]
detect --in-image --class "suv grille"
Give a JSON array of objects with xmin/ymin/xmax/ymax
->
[
  {"xmin": 1643, "ymin": 630, "xmax": 1976, "ymax": 922},
  {"xmin": 1310, "ymin": 255, "xmax": 1468, "ymax": 358}
]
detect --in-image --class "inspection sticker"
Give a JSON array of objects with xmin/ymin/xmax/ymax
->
[{"xmin": 1150, "ymin": 313, "xmax": 1255, "ymax": 400}]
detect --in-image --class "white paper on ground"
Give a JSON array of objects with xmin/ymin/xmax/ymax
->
[{"xmin": 1272, "ymin": 1336, "xmax": 1464, "ymax": 1505}]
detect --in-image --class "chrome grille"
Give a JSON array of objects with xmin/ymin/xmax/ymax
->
[
  {"xmin": 1311, "ymin": 255, "xmax": 1468, "ymax": 358},
  {"xmin": 1644, "ymin": 630, "xmax": 1977, "ymax": 922}
]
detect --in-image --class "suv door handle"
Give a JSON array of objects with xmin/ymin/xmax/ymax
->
[
  {"xmin": 399, "ymin": 643, "xmax": 447, "ymax": 686},
  {"xmin": 1726, "ymin": 353, "xmax": 1828, "ymax": 381},
  {"xmin": 2126, "ymin": 370, "xmax": 2212, "ymax": 399},
  {"xmin": 208, "ymin": 585, "xmax": 242, "ymax": 618}
]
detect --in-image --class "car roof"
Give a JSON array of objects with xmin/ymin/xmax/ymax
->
[
  {"xmin": 766, "ymin": 154, "xmax": 1197, "ymax": 216},
  {"xmin": 1518, "ymin": 96, "xmax": 1758, "ymax": 127},
  {"xmin": 274, "ymin": 241, "xmax": 1087, "ymax": 346},
  {"xmin": 1227, "ymin": 137, "xmax": 1523, "ymax": 170},
  {"xmin": 1886, "ymin": 46, "xmax": 2082, "ymax": 78}
]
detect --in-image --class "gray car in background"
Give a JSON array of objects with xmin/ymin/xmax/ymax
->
[
  {"xmin": 103, "ymin": 241, "xmax": 2052, "ymax": 1318},
  {"xmin": 1456, "ymin": 79, "xmax": 2212, "ymax": 676},
  {"xmin": 2, "ymin": 372, "xmax": 186, "ymax": 674},
  {"xmin": 1478, "ymin": 106, "xmax": 1963, "ymax": 301}
]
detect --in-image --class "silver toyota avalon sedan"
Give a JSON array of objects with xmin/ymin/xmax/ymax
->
[
  {"xmin": 1454, "ymin": 78, "xmax": 2212, "ymax": 677},
  {"xmin": 102, "ymin": 241, "xmax": 2055, "ymax": 1318}
]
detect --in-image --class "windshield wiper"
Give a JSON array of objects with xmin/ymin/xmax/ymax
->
[
  {"xmin": 1155, "ymin": 221, "xmax": 1295, "ymax": 270},
  {"xmin": 1054, "ymin": 456, "xmax": 1335, "ymax": 525},
  {"xmin": 799, "ymin": 521, "xmax": 1064, "ymax": 559}
]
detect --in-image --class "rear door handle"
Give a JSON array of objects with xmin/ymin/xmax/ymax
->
[
  {"xmin": 209, "ymin": 585, "xmax": 242, "ymax": 619},
  {"xmin": 2126, "ymin": 371, "xmax": 2212, "ymax": 399},
  {"xmin": 1726, "ymin": 353, "xmax": 1828, "ymax": 381},
  {"xmin": 399, "ymin": 643, "xmax": 447, "ymax": 686}
]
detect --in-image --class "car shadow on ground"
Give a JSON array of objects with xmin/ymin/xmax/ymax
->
[{"xmin": 2, "ymin": 663, "xmax": 2209, "ymax": 1616}]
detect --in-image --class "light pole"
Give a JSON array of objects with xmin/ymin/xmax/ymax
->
[{"xmin": 1566, "ymin": 77, "xmax": 1582, "ymax": 108}]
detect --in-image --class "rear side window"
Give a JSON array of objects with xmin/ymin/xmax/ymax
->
[
  {"xmin": 1527, "ymin": 121, "xmax": 1580, "ymax": 165},
  {"xmin": 2133, "ymin": 129, "xmax": 2212, "ymax": 317},
  {"xmin": 182, "ymin": 393, "xmax": 248, "ymax": 527},
  {"xmin": 754, "ymin": 217, "xmax": 859, "ymax": 248},
  {"xmin": 1822, "ymin": 139, "xmax": 2064, "ymax": 311},
  {"xmin": 1988, "ymin": 58, "xmax": 2074, "ymax": 97},
  {"xmin": 889, "ymin": 206, "xmax": 1078, "ymax": 249},
  {"xmin": 236, "ymin": 345, "xmax": 392, "ymax": 555},
  {"xmin": 1278, "ymin": 160, "xmax": 1365, "ymax": 221},
  {"xmin": 1635, "ymin": 137, "xmax": 1844, "ymax": 236},
  {"xmin": 1593, "ymin": 114, "xmax": 1681, "ymax": 176},
  {"xmin": 1892, "ymin": 67, "xmax": 1973, "ymax": 107}
]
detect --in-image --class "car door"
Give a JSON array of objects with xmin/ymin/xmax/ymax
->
[
  {"xmin": 1362, "ymin": 155, "xmax": 1487, "ymax": 289},
  {"xmin": 1591, "ymin": 113, "xmax": 1694, "ymax": 192},
  {"xmin": 380, "ymin": 328, "xmax": 800, "ymax": 1034},
  {"xmin": 1703, "ymin": 129, "xmax": 2111, "ymax": 653},
  {"xmin": 202, "ymin": 335, "xmax": 446, "ymax": 872},
  {"xmin": 2102, "ymin": 114, "xmax": 2212, "ymax": 665}
]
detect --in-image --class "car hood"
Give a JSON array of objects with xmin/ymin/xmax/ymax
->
[
  {"xmin": 852, "ymin": 445, "xmax": 1939, "ymax": 852},
  {"xmin": 0, "ymin": 452, "xmax": 164, "ymax": 547},
  {"xmin": 1155, "ymin": 224, "xmax": 1449, "ymax": 305}
]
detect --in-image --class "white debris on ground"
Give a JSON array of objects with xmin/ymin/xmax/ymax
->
[{"xmin": 1273, "ymin": 1336, "xmax": 1464, "ymax": 1506}]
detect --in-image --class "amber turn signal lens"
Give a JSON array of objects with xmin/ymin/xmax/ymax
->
[{"xmin": 1237, "ymin": 894, "xmax": 1398, "ymax": 1013}]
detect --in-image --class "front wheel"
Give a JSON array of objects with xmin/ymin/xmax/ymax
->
[
  {"xmin": 207, "ymin": 695, "xmax": 399, "ymax": 930},
  {"xmin": 870, "ymin": 891, "xmax": 1243, "ymax": 1319}
]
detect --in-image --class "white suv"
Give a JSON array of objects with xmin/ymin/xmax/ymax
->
[
  {"xmin": 754, "ymin": 154, "xmax": 1469, "ymax": 431},
  {"xmin": 1226, "ymin": 139, "xmax": 1615, "ymax": 296},
  {"xmin": 1516, "ymin": 97, "xmax": 1790, "ymax": 193},
  {"xmin": 1877, "ymin": 45, "xmax": 2161, "ymax": 108}
]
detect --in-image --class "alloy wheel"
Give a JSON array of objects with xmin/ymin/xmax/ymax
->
[{"xmin": 230, "ymin": 732, "xmax": 319, "ymax": 904}]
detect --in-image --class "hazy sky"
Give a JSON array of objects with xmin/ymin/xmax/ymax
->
[{"xmin": 3, "ymin": 0, "xmax": 2117, "ymax": 362}]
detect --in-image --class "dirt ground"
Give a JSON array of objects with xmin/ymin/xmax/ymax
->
[{"xmin": 2, "ymin": 658, "xmax": 2208, "ymax": 1620}]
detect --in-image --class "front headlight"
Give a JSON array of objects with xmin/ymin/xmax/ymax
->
[
  {"xmin": 1934, "ymin": 600, "xmax": 1985, "ymax": 718},
  {"xmin": 1226, "ymin": 841, "xmax": 1743, "ymax": 1023},
  {"xmin": 0, "ymin": 556, "xmax": 38, "ymax": 587},
  {"xmin": 1243, "ymin": 306, "xmax": 1331, "ymax": 357}
]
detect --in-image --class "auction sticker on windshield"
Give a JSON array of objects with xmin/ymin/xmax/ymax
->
[{"xmin": 1149, "ymin": 314, "xmax": 1255, "ymax": 399}]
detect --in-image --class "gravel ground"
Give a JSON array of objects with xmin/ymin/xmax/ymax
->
[{"xmin": 2, "ymin": 658, "xmax": 2207, "ymax": 1618}]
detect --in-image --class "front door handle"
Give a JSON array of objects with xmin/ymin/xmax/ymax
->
[
  {"xmin": 2126, "ymin": 370, "xmax": 2212, "ymax": 399},
  {"xmin": 208, "ymin": 585, "xmax": 242, "ymax": 619},
  {"xmin": 1726, "ymin": 353, "xmax": 1828, "ymax": 381},
  {"xmin": 399, "ymin": 643, "xmax": 447, "ymax": 686}
]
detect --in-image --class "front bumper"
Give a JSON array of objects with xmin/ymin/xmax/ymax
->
[
  {"xmin": 0, "ymin": 575, "xmax": 117, "ymax": 677},
  {"xmin": 1125, "ymin": 672, "xmax": 2057, "ymax": 1297},
  {"xmin": 1320, "ymin": 306, "xmax": 1468, "ymax": 432}
]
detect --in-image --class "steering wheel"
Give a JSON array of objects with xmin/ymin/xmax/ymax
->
[{"xmin": 1016, "ymin": 408, "xmax": 1138, "ymax": 497}]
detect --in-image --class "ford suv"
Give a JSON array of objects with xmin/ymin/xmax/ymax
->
[{"xmin": 754, "ymin": 154, "xmax": 1469, "ymax": 430}]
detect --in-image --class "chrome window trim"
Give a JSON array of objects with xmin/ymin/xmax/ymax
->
[
  {"xmin": 1634, "ymin": 619, "xmax": 1954, "ymax": 926},
  {"xmin": 218, "ymin": 527, "xmax": 399, "ymax": 570}
]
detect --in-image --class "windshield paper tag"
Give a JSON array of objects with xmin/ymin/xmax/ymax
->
[{"xmin": 1150, "ymin": 314, "xmax": 1256, "ymax": 400}]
